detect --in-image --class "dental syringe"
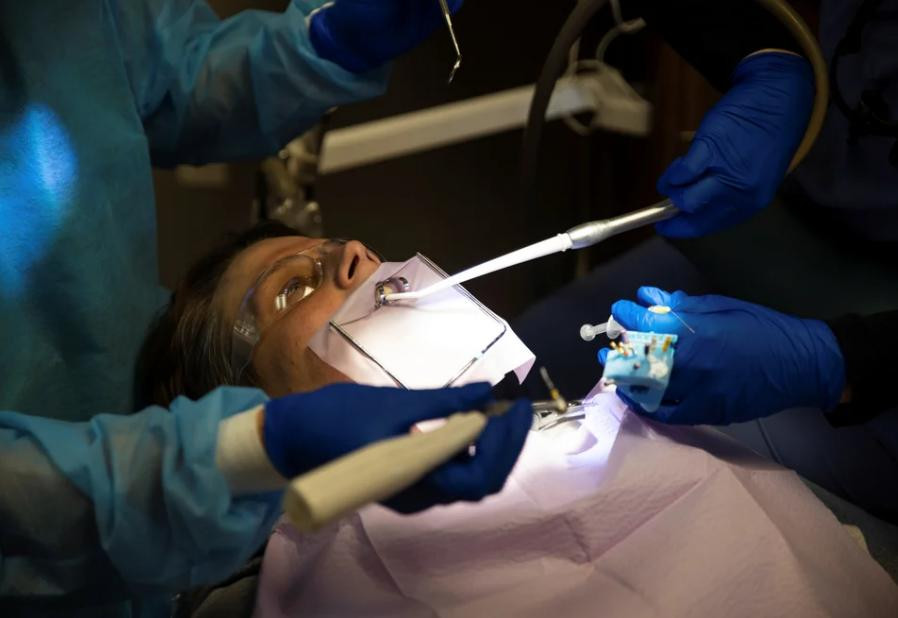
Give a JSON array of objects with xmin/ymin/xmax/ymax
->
[
  {"xmin": 382, "ymin": 199, "xmax": 678, "ymax": 305},
  {"xmin": 579, "ymin": 315, "xmax": 624, "ymax": 341}
]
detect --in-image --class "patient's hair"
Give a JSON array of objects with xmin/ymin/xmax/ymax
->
[{"xmin": 134, "ymin": 220, "xmax": 299, "ymax": 409}]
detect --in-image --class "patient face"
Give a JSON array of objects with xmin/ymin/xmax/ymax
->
[{"xmin": 216, "ymin": 236, "xmax": 382, "ymax": 396}]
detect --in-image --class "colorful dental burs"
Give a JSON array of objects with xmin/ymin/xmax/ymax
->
[{"xmin": 602, "ymin": 331, "xmax": 678, "ymax": 413}]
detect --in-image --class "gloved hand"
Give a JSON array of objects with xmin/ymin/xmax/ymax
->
[
  {"xmin": 598, "ymin": 287, "xmax": 845, "ymax": 425},
  {"xmin": 263, "ymin": 382, "xmax": 531, "ymax": 513},
  {"xmin": 309, "ymin": 0, "xmax": 463, "ymax": 74},
  {"xmin": 656, "ymin": 51, "xmax": 814, "ymax": 238}
]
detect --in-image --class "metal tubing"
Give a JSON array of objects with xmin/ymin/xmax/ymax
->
[{"xmin": 565, "ymin": 199, "xmax": 678, "ymax": 249}]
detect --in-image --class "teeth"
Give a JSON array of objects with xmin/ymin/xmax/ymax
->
[{"xmin": 374, "ymin": 276, "xmax": 410, "ymax": 309}]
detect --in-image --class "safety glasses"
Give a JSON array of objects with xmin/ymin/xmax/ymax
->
[{"xmin": 230, "ymin": 240, "xmax": 341, "ymax": 381}]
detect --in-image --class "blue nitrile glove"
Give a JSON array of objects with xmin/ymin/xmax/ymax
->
[
  {"xmin": 263, "ymin": 382, "xmax": 531, "ymax": 513},
  {"xmin": 597, "ymin": 287, "xmax": 845, "ymax": 425},
  {"xmin": 656, "ymin": 52, "xmax": 815, "ymax": 238},
  {"xmin": 309, "ymin": 0, "xmax": 463, "ymax": 74}
]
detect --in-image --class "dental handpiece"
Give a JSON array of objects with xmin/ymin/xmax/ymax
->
[
  {"xmin": 564, "ymin": 199, "xmax": 678, "ymax": 250},
  {"xmin": 382, "ymin": 199, "xmax": 679, "ymax": 305},
  {"xmin": 284, "ymin": 401, "xmax": 514, "ymax": 532}
]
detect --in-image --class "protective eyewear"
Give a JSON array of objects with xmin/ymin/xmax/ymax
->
[{"xmin": 230, "ymin": 240, "xmax": 342, "ymax": 381}]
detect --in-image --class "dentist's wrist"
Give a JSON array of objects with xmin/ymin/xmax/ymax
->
[
  {"xmin": 216, "ymin": 406, "xmax": 287, "ymax": 495},
  {"xmin": 801, "ymin": 319, "xmax": 846, "ymax": 413},
  {"xmin": 308, "ymin": 4, "xmax": 375, "ymax": 74}
]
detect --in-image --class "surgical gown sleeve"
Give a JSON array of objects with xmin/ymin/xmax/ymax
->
[
  {"xmin": 0, "ymin": 387, "xmax": 281, "ymax": 602},
  {"xmin": 110, "ymin": 0, "xmax": 389, "ymax": 165}
]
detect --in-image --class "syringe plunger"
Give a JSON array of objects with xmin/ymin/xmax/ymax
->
[{"xmin": 580, "ymin": 315, "xmax": 624, "ymax": 342}]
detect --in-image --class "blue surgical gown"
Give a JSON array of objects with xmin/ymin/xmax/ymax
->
[{"xmin": 0, "ymin": 0, "xmax": 386, "ymax": 614}]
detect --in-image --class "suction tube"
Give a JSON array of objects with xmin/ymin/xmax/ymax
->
[
  {"xmin": 521, "ymin": 0, "xmax": 609, "ymax": 216},
  {"xmin": 521, "ymin": 0, "xmax": 830, "ymax": 217},
  {"xmin": 754, "ymin": 0, "xmax": 829, "ymax": 172}
]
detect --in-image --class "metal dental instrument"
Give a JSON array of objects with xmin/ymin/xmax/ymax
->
[
  {"xmin": 531, "ymin": 399, "xmax": 586, "ymax": 432},
  {"xmin": 649, "ymin": 304, "xmax": 696, "ymax": 334},
  {"xmin": 563, "ymin": 198, "xmax": 678, "ymax": 249},
  {"xmin": 437, "ymin": 0, "xmax": 462, "ymax": 83},
  {"xmin": 531, "ymin": 370, "xmax": 580, "ymax": 431},
  {"xmin": 381, "ymin": 198, "xmax": 678, "ymax": 305},
  {"xmin": 539, "ymin": 367, "xmax": 567, "ymax": 413}
]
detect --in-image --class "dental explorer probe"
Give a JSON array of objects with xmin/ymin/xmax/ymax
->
[
  {"xmin": 437, "ymin": 0, "xmax": 462, "ymax": 83},
  {"xmin": 382, "ymin": 199, "xmax": 679, "ymax": 305}
]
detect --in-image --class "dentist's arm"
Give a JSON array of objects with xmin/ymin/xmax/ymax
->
[
  {"xmin": 0, "ymin": 387, "xmax": 279, "ymax": 602},
  {"xmin": 598, "ymin": 287, "xmax": 846, "ymax": 426},
  {"xmin": 627, "ymin": 0, "xmax": 802, "ymax": 92},
  {"xmin": 112, "ymin": 0, "xmax": 461, "ymax": 166},
  {"xmin": 1, "ymin": 381, "xmax": 531, "ymax": 603},
  {"xmin": 260, "ymin": 382, "xmax": 532, "ymax": 513},
  {"xmin": 626, "ymin": 0, "xmax": 816, "ymax": 237},
  {"xmin": 601, "ymin": 287, "xmax": 898, "ymax": 426}
]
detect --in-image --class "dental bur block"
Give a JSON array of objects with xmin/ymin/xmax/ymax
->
[{"xmin": 601, "ymin": 331, "xmax": 678, "ymax": 413}]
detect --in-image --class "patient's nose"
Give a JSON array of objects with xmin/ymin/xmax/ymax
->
[{"xmin": 336, "ymin": 240, "xmax": 371, "ymax": 289}]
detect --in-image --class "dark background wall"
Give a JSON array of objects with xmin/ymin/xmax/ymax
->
[{"xmin": 154, "ymin": 0, "xmax": 719, "ymax": 319}]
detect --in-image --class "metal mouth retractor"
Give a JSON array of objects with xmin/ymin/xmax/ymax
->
[{"xmin": 374, "ymin": 276, "xmax": 410, "ymax": 309}]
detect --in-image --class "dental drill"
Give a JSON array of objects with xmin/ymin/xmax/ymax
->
[{"xmin": 381, "ymin": 198, "xmax": 678, "ymax": 306}]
